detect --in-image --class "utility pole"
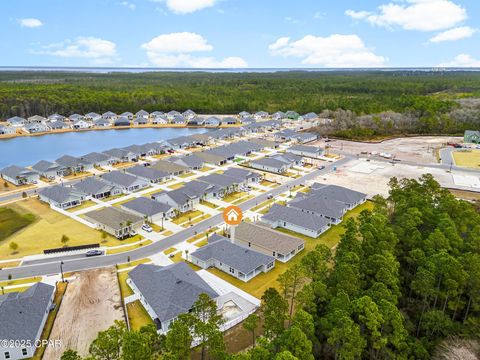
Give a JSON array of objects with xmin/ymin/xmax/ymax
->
[{"xmin": 60, "ymin": 261, "xmax": 65, "ymax": 283}]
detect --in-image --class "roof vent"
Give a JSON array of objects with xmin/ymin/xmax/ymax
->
[{"xmin": 176, "ymin": 280, "xmax": 182, "ymax": 284}]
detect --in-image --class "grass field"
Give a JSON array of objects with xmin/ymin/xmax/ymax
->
[
  {"xmin": 0, "ymin": 198, "xmax": 142, "ymax": 260},
  {"xmin": 0, "ymin": 207, "xmax": 35, "ymax": 241},
  {"xmin": 164, "ymin": 247, "xmax": 177, "ymax": 255},
  {"xmin": 207, "ymin": 201, "xmax": 374, "ymax": 298},
  {"xmin": 66, "ymin": 200, "xmax": 96, "ymax": 212},
  {"xmin": 168, "ymin": 182, "xmax": 185, "ymax": 190},
  {"xmin": 452, "ymin": 149, "xmax": 480, "ymax": 168},
  {"xmin": 200, "ymin": 200, "xmax": 218, "ymax": 209},
  {"xmin": 117, "ymin": 271, "xmax": 133, "ymax": 297},
  {"xmin": 171, "ymin": 210, "xmax": 205, "ymax": 225},
  {"xmin": 106, "ymin": 239, "xmax": 151, "ymax": 255},
  {"xmin": 117, "ymin": 258, "xmax": 151, "ymax": 270},
  {"xmin": 127, "ymin": 300, "xmax": 153, "ymax": 331}
]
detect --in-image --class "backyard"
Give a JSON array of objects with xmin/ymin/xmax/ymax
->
[
  {"xmin": 127, "ymin": 300, "xmax": 153, "ymax": 331},
  {"xmin": 0, "ymin": 198, "xmax": 143, "ymax": 260}
]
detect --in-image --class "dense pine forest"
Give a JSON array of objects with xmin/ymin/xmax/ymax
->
[
  {"xmin": 61, "ymin": 176, "xmax": 480, "ymax": 360},
  {"xmin": 1, "ymin": 70, "xmax": 480, "ymax": 138}
]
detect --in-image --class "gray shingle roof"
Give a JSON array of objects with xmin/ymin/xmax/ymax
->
[
  {"xmin": 170, "ymin": 154, "xmax": 204, "ymax": 169},
  {"xmin": 1, "ymin": 165, "xmax": 38, "ymax": 179},
  {"xmin": 223, "ymin": 167, "xmax": 261, "ymax": 181},
  {"xmin": 310, "ymin": 184, "xmax": 367, "ymax": 205},
  {"xmin": 195, "ymin": 152, "xmax": 228, "ymax": 165},
  {"xmin": 55, "ymin": 154, "xmax": 92, "ymax": 168},
  {"xmin": 85, "ymin": 207, "xmax": 143, "ymax": 230},
  {"xmin": 73, "ymin": 177, "xmax": 114, "ymax": 195},
  {"xmin": 122, "ymin": 197, "xmax": 172, "ymax": 217},
  {"xmin": 82, "ymin": 152, "xmax": 111, "ymax": 164},
  {"xmin": 235, "ymin": 222, "xmax": 304, "ymax": 255},
  {"xmin": 101, "ymin": 171, "xmax": 140, "ymax": 187},
  {"xmin": 102, "ymin": 148, "xmax": 131, "ymax": 159},
  {"xmin": 191, "ymin": 234, "xmax": 274, "ymax": 274},
  {"xmin": 151, "ymin": 160, "xmax": 189, "ymax": 174},
  {"xmin": 288, "ymin": 144, "xmax": 322, "ymax": 154},
  {"xmin": 198, "ymin": 173, "xmax": 240, "ymax": 188},
  {"xmin": 0, "ymin": 282, "xmax": 54, "ymax": 342},
  {"xmin": 262, "ymin": 204, "xmax": 330, "ymax": 233},
  {"xmin": 250, "ymin": 157, "xmax": 287, "ymax": 170},
  {"xmin": 32, "ymin": 160, "xmax": 60, "ymax": 173},
  {"xmin": 126, "ymin": 165, "xmax": 169, "ymax": 181},
  {"xmin": 182, "ymin": 180, "xmax": 218, "ymax": 197},
  {"xmin": 38, "ymin": 185, "xmax": 83, "ymax": 203},
  {"xmin": 289, "ymin": 193, "xmax": 346, "ymax": 219},
  {"xmin": 129, "ymin": 263, "xmax": 218, "ymax": 322}
]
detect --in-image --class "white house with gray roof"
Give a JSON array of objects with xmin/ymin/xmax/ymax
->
[
  {"xmin": 71, "ymin": 119, "xmax": 91, "ymax": 129},
  {"xmin": 151, "ymin": 187, "xmax": 199, "ymax": 213},
  {"xmin": 151, "ymin": 160, "xmax": 190, "ymax": 176},
  {"xmin": 287, "ymin": 144, "xmax": 324, "ymax": 159},
  {"xmin": 121, "ymin": 197, "xmax": 174, "ymax": 222},
  {"xmin": 23, "ymin": 123, "xmax": 50, "ymax": 134},
  {"xmin": 55, "ymin": 155, "xmax": 93, "ymax": 173},
  {"xmin": 7, "ymin": 116, "xmax": 26, "ymax": 127},
  {"xmin": 170, "ymin": 154, "xmax": 204, "ymax": 170},
  {"xmin": 0, "ymin": 124, "xmax": 15, "ymax": 135},
  {"xmin": 125, "ymin": 165, "xmax": 170, "ymax": 184},
  {"xmin": 249, "ymin": 157, "xmax": 291, "ymax": 174},
  {"xmin": 38, "ymin": 185, "xmax": 86, "ymax": 209},
  {"xmin": 85, "ymin": 112, "xmax": 101, "ymax": 121},
  {"xmin": 31, "ymin": 160, "xmax": 67, "ymax": 179},
  {"xmin": 223, "ymin": 168, "xmax": 263, "ymax": 184},
  {"xmin": 234, "ymin": 222, "xmax": 305, "ymax": 262},
  {"xmin": 82, "ymin": 152, "xmax": 116, "ymax": 167},
  {"xmin": 127, "ymin": 262, "xmax": 218, "ymax": 333},
  {"xmin": 289, "ymin": 193, "xmax": 347, "ymax": 225},
  {"xmin": 310, "ymin": 183, "xmax": 367, "ymax": 210},
  {"xmin": 262, "ymin": 204, "xmax": 330, "ymax": 238},
  {"xmin": 101, "ymin": 171, "xmax": 149, "ymax": 193},
  {"xmin": 102, "ymin": 148, "xmax": 138, "ymax": 162},
  {"xmin": 84, "ymin": 207, "xmax": 143, "ymax": 238},
  {"xmin": 73, "ymin": 177, "xmax": 121, "ymax": 199},
  {"xmin": 205, "ymin": 116, "xmax": 221, "ymax": 127},
  {"xmin": 1, "ymin": 165, "xmax": 39, "ymax": 185},
  {"xmin": 189, "ymin": 234, "xmax": 275, "ymax": 282},
  {"xmin": 0, "ymin": 282, "xmax": 55, "ymax": 360}
]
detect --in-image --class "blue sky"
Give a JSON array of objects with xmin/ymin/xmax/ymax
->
[{"xmin": 1, "ymin": 0, "xmax": 480, "ymax": 68}]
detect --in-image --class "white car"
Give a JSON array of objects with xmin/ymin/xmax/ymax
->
[{"xmin": 141, "ymin": 224, "xmax": 153, "ymax": 232}]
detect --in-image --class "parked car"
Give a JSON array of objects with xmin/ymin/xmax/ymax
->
[
  {"xmin": 85, "ymin": 249, "xmax": 104, "ymax": 257},
  {"xmin": 130, "ymin": 230, "xmax": 137, "ymax": 236},
  {"xmin": 318, "ymin": 165, "xmax": 325, "ymax": 170},
  {"xmin": 267, "ymin": 194, "xmax": 274, "ymax": 199},
  {"xmin": 142, "ymin": 224, "xmax": 153, "ymax": 232}
]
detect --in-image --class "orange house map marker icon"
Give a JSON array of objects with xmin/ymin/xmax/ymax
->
[{"xmin": 223, "ymin": 205, "xmax": 243, "ymax": 225}]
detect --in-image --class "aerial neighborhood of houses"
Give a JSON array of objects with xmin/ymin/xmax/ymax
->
[{"xmin": 0, "ymin": 109, "xmax": 371, "ymax": 360}]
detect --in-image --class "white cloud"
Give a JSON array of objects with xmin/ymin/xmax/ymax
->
[
  {"xmin": 346, "ymin": 0, "xmax": 467, "ymax": 31},
  {"xmin": 269, "ymin": 34, "xmax": 386, "ymax": 67},
  {"xmin": 437, "ymin": 54, "xmax": 480, "ymax": 67},
  {"xmin": 142, "ymin": 32, "xmax": 247, "ymax": 68},
  {"xmin": 18, "ymin": 18, "xmax": 43, "ymax": 28},
  {"xmin": 120, "ymin": 1, "xmax": 136, "ymax": 10},
  {"xmin": 153, "ymin": 0, "xmax": 218, "ymax": 14},
  {"xmin": 429, "ymin": 26, "xmax": 477, "ymax": 43},
  {"xmin": 33, "ymin": 37, "xmax": 117, "ymax": 63}
]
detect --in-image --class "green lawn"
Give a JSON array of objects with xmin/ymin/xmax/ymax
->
[
  {"xmin": 127, "ymin": 300, "xmax": 153, "ymax": 331},
  {"xmin": 118, "ymin": 271, "xmax": 133, "ymax": 297},
  {"xmin": 66, "ymin": 200, "xmax": 96, "ymax": 212},
  {"xmin": 164, "ymin": 247, "xmax": 177, "ymax": 255},
  {"xmin": 117, "ymin": 258, "xmax": 151, "ymax": 270},
  {"xmin": 452, "ymin": 149, "xmax": 480, "ymax": 168},
  {"xmin": 250, "ymin": 199, "xmax": 275, "ymax": 212},
  {"xmin": 172, "ymin": 210, "xmax": 205, "ymax": 225},
  {"xmin": 200, "ymin": 200, "xmax": 218, "ymax": 209},
  {"xmin": 106, "ymin": 239, "xmax": 151, "ymax": 255},
  {"xmin": 208, "ymin": 201, "xmax": 374, "ymax": 298},
  {"xmin": 223, "ymin": 191, "xmax": 248, "ymax": 203},
  {"xmin": 0, "ymin": 276, "xmax": 41, "ymax": 288},
  {"xmin": 168, "ymin": 182, "xmax": 185, "ymax": 190},
  {"xmin": 0, "ymin": 207, "xmax": 36, "ymax": 241}
]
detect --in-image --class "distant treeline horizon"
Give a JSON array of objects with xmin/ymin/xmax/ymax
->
[{"xmin": 1, "ymin": 70, "xmax": 479, "ymax": 139}]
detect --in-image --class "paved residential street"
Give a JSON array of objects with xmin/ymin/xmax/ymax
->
[{"xmin": 0, "ymin": 156, "xmax": 352, "ymax": 280}]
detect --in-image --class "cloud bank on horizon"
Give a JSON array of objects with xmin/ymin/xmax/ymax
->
[{"xmin": 2, "ymin": 0, "xmax": 479, "ymax": 68}]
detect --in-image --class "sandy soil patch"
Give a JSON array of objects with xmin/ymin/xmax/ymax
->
[
  {"xmin": 43, "ymin": 267, "xmax": 125, "ymax": 359},
  {"xmin": 312, "ymin": 136, "xmax": 462, "ymax": 164},
  {"xmin": 308, "ymin": 159, "xmax": 480, "ymax": 198}
]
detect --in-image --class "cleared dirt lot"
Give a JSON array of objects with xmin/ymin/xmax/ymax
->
[
  {"xmin": 43, "ymin": 267, "xmax": 124, "ymax": 359},
  {"xmin": 310, "ymin": 158, "xmax": 480, "ymax": 198},
  {"xmin": 313, "ymin": 136, "xmax": 462, "ymax": 164}
]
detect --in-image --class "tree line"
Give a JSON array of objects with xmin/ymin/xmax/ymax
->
[
  {"xmin": 1, "ymin": 70, "xmax": 480, "ymax": 139},
  {"xmin": 60, "ymin": 175, "xmax": 480, "ymax": 359}
]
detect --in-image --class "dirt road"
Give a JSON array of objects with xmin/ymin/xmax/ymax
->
[{"xmin": 43, "ymin": 267, "xmax": 125, "ymax": 359}]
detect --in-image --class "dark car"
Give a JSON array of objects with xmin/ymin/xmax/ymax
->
[{"xmin": 85, "ymin": 249, "xmax": 104, "ymax": 257}]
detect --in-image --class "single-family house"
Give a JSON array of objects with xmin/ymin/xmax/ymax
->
[
  {"xmin": 101, "ymin": 171, "xmax": 149, "ymax": 193},
  {"xmin": 223, "ymin": 167, "xmax": 263, "ymax": 184},
  {"xmin": 188, "ymin": 117, "xmax": 205, "ymax": 126},
  {"xmin": 198, "ymin": 173, "xmax": 241, "ymax": 195},
  {"xmin": 114, "ymin": 116, "xmax": 131, "ymax": 127},
  {"xmin": 196, "ymin": 151, "xmax": 229, "ymax": 166},
  {"xmin": 7, "ymin": 116, "xmax": 26, "ymax": 127},
  {"xmin": 292, "ymin": 132, "xmax": 318, "ymax": 144},
  {"xmin": 82, "ymin": 152, "xmax": 116, "ymax": 167},
  {"xmin": 190, "ymin": 234, "xmax": 275, "ymax": 282},
  {"xmin": 286, "ymin": 144, "xmax": 324, "ymax": 158},
  {"xmin": 234, "ymin": 222, "xmax": 305, "ymax": 263},
  {"xmin": 310, "ymin": 183, "xmax": 367, "ymax": 210},
  {"xmin": 0, "ymin": 283, "xmax": 55, "ymax": 360},
  {"xmin": 0, "ymin": 165, "xmax": 39, "ymax": 185},
  {"xmin": 0, "ymin": 124, "xmax": 15, "ymax": 135},
  {"xmin": 171, "ymin": 115, "xmax": 187, "ymax": 125},
  {"xmin": 288, "ymin": 193, "xmax": 347, "ymax": 225},
  {"xmin": 102, "ymin": 111, "xmax": 117, "ymax": 121},
  {"xmin": 84, "ymin": 207, "xmax": 143, "ymax": 238},
  {"xmin": 102, "ymin": 148, "xmax": 138, "ymax": 162},
  {"xmin": 49, "ymin": 121, "xmax": 69, "ymax": 130},
  {"xmin": 134, "ymin": 117, "xmax": 148, "ymax": 125},
  {"xmin": 73, "ymin": 177, "xmax": 121, "ymax": 199},
  {"xmin": 164, "ymin": 136, "xmax": 196, "ymax": 150},
  {"xmin": 48, "ymin": 113, "xmax": 65, "ymax": 122},
  {"xmin": 120, "ymin": 112, "xmax": 134, "ymax": 120},
  {"xmin": 169, "ymin": 154, "xmax": 204, "ymax": 170},
  {"xmin": 152, "ymin": 115, "xmax": 168, "ymax": 125},
  {"xmin": 151, "ymin": 160, "xmax": 190, "ymax": 176},
  {"xmin": 205, "ymin": 116, "xmax": 221, "ymax": 127},
  {"xmin": 182, "ymin": 109, "xmax": 197, "ymax": 120},
  {"xmin": 464, "ymin": 130, "xmax": 480, "ymax": 144},
  {"xmin": 71, "ymin": 119, "xmax": 92, "ymax": 129},
  {"xmin": 238, "ymin": 111, "xmax": 250, "ymax": 118},
  {"xmin": 55, "ymin": 154, "xmax": 93, "ymax": 173},
  {"xmin": 85, "ymin": 112, "xmax": 101, "ymax": 121},
  {"xmin": 249, "ymin": 157, "xmax": 290, "ymax": 174},
  {"xmin": 151, "ymin": 188, "xmax": 199, "ymax": 213},
  {"xmin": 38, "ymin": 185, "xmax": 86, "ymax": 209},
  {"xmin": 167, "ymin": 110, "xmax": 181, "ymax": 120},
  {"xmin": 32, "ymin": 160, "xmax": 67, "ymax": 179},
  {"xmin": 23, "ymin": 123, "xmax": 50, "ymax": 134},
  {"xmin": 94, "ymin": 118, "xmax": 111, "ymax": 127},
  {"xmin": 68, "ymin": 114, "xmax": 84, "ymax": 122},
  {"xmin": 220, "ymin": 117, "xmax": 237, "ymax": 125},
  {"xmin": 121, "ymin": 197, "xmax": 174, "ymax": 222},
  {"xmin": 27, "ymin": 115, "xmax": 47, "ymax": 124},
  {"xmin": 190, "ymin": 133, "xmax": 214, "ymax": 146},
  {"xmin": 262, "ymin": 204, "xmax": 330, "ymax": 238},
  {"xmin": 272, "ymin": 111, "xmax": 286, "ymax": 121},
  {"xmin": 181, "ymin": 180, "xmax": 222, "ymax": 200},
  {"xmin": 285, "ymin": 110, "xmax": 300, "ymax": 120},
  {"xmin": 303, "ymin": 112, "xmax": 318, "ymax": 121},
  {"xmin": 125, "ymin": 165, "xmax": 170, "ymax": 184},
  {"xmin": 254, "ymin": 111, "xmax": 269, "ymax": 120},
  {"xmin": 127, "ymin": 263, "xmax": 218, "ymax": 333}
]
